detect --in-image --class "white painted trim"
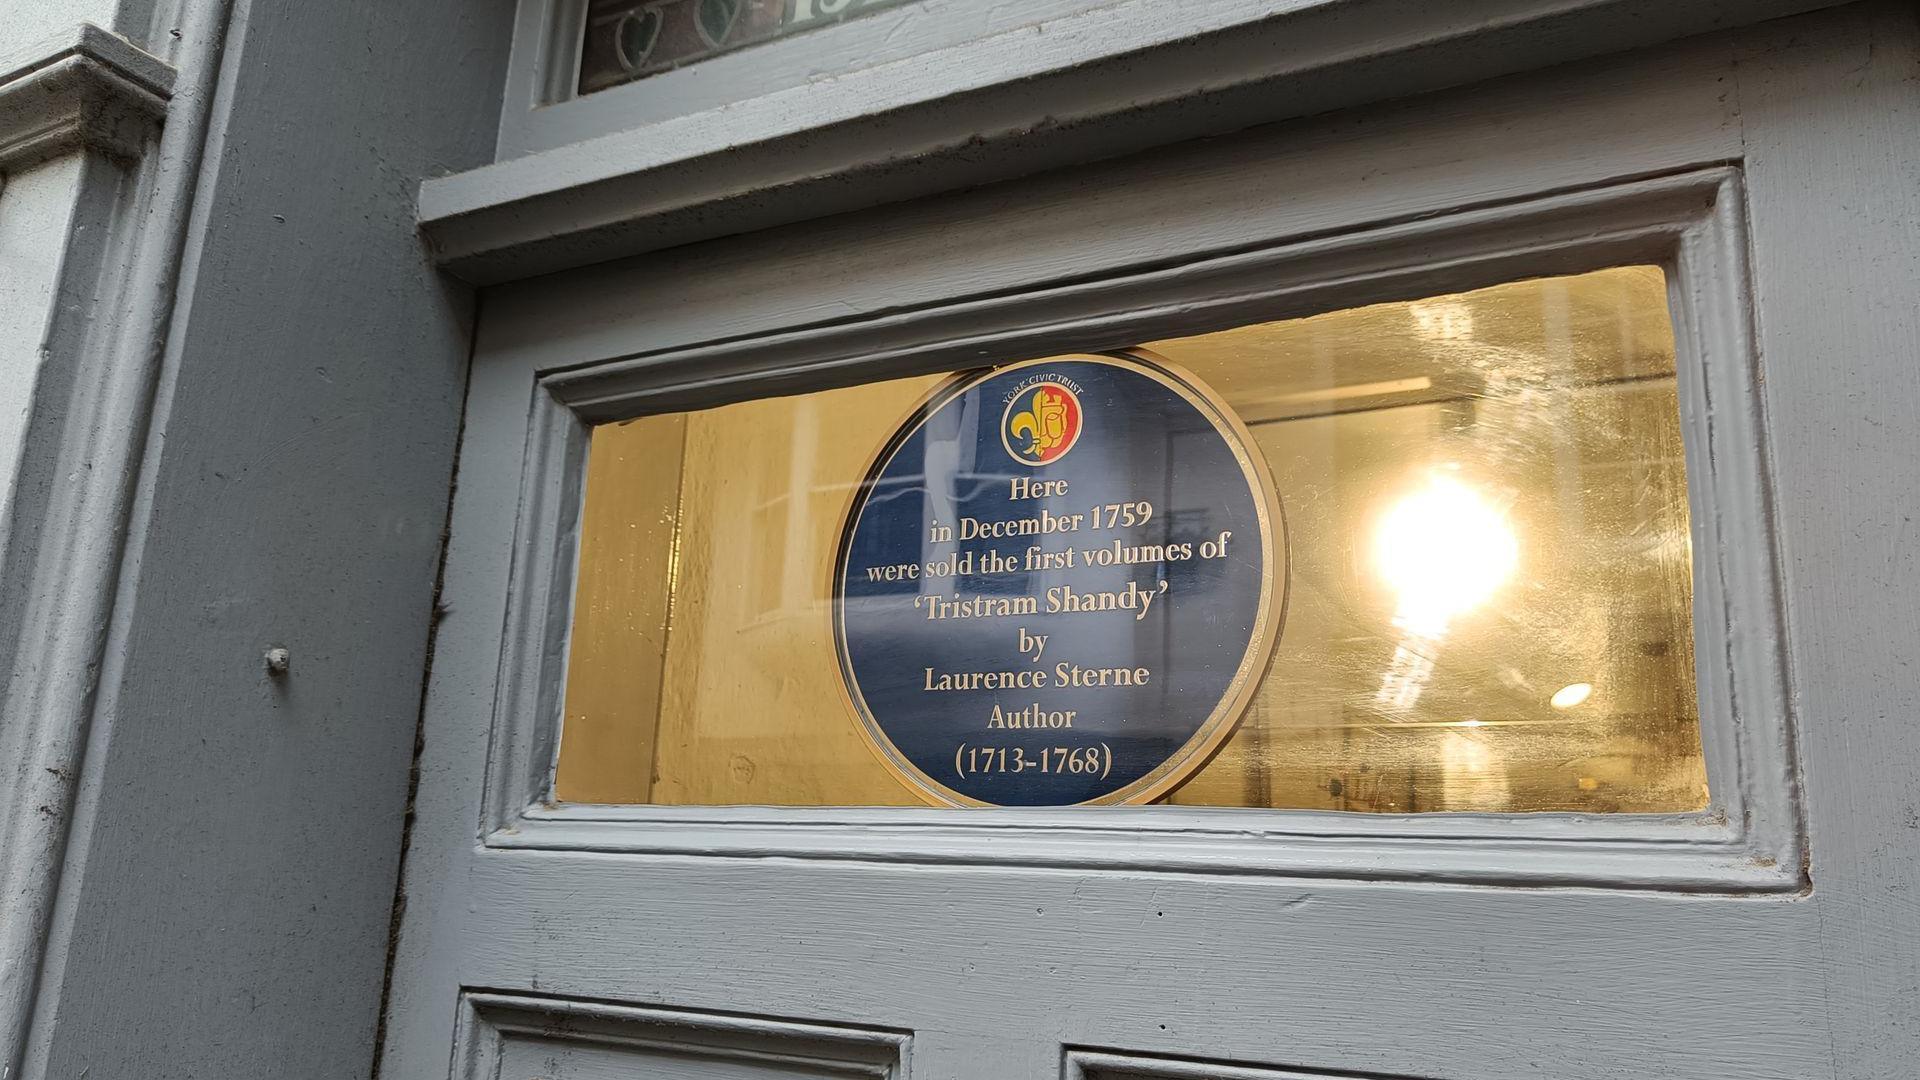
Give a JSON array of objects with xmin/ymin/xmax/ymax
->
[
  {"xmin": 453, "ymin": 991, "xmax": 911, "ymax": 1080},
  {"xmin": 1067, "ymin": 1048, "xmax": 1389, "ymax": 1080},
  {"xmin": 1067, "ymin": 1045, "xmax": 1397, "ymax": 1076}
]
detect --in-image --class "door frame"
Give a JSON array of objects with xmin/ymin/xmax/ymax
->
[{"xmin": 383, "ymin": 7, "xmax": 1920, "ymax": 1079}]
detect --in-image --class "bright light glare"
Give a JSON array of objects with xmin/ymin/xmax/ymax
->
[
  {"xmin": 1550, "ymin": 682, "xmax": 1594, "ymax": 709},
  {"xmin": 1375, "ymin": 473, "xmax": 1518, "ymax": 636}
]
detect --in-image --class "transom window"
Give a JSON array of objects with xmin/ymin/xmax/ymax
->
[{"xmin": 555, "ymin": 266, "xmax": 1706, "ymax": 812}]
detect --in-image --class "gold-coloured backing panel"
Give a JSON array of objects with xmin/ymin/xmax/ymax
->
[{"xmin": 554, "ymin": 265, "xmax": 1707, "ymax": 812}]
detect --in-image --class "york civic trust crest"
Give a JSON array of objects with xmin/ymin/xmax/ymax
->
[{"xmin": 1000, "ymin": 377, "xmax": 1083, "ymax": 466}]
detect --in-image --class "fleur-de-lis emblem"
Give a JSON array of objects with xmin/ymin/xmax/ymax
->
[
  {"xmin": 1002, "ymin": 382, "xmax": 1081, "ymax": 465},
  {"xmin": 1010, "ymin": 389, "xmax": 1068, "ymax": 456}
]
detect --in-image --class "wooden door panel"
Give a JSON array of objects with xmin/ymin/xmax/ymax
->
[
  {"xmin": 448, "ymin": 855, "xmax": 1828, "ymax": 1078},
  {"xmin": 383, "ymin": 7, "xmax": 1920, "ymax": 1080}
]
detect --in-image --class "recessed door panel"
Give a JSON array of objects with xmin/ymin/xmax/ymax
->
[{"xmin": 456, "ymin": 994, "xmax": 907, "ymax": 1080}]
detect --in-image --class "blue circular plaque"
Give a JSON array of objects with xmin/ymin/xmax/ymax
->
[{"xmin": 833, "ymin": 352, "xmax": 1284, "ymax": 806}]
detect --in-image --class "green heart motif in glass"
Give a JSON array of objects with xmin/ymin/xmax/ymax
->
[
  {"xmin": 697, "ymin": 0, "xmax": 743, "ymax": 48},
  {"xmin": 615, "ymin": 7, "xmax": 663, "ymax": 73}
]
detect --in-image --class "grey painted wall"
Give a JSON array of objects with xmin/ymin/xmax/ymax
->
[
  {"xmin": 7, "ymin": 0, "xmax": 151, "ymax": 47},
  {"xmin": 0, "ymin": 1, "xmax": 513, "ymax": 1077}
]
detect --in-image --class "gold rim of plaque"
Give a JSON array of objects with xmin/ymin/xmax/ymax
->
[{"xmin": 829, "ymin": 351, "xmax": 1289, "ymax": 807}]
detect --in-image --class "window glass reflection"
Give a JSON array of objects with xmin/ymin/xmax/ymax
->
[{"xmin": 554, "ymin": 266, "xmax": 1707, "ymax": 812}]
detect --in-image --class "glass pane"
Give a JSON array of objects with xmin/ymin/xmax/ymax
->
[
  {"xmin": 578, "ymin": 0, "xmax": 912, "ymax": 96},
  {"xmin": 554, "ymin": 266, "xmax": 1708, "ymax": 812}
]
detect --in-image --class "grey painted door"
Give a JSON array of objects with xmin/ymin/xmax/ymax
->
[{"xmin": 380, "ymin": 8, "xmax": 1920, "ymax": 1079}]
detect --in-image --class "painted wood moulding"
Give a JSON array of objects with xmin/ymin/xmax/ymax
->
[
  {"xmin": 0, "ymin": 23, "xmax": 176, "ymax": 170},
  {"xmin": 468, "ymin": 163, "xmax": 1805, "ymax": 894},
  {"xmin": 454, "ymin": 991, "xmax": 911, "ymax": 1080},
  {"xmin": 416, "ymin": 0, "xmax": 1845, "ymax": 286}
]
